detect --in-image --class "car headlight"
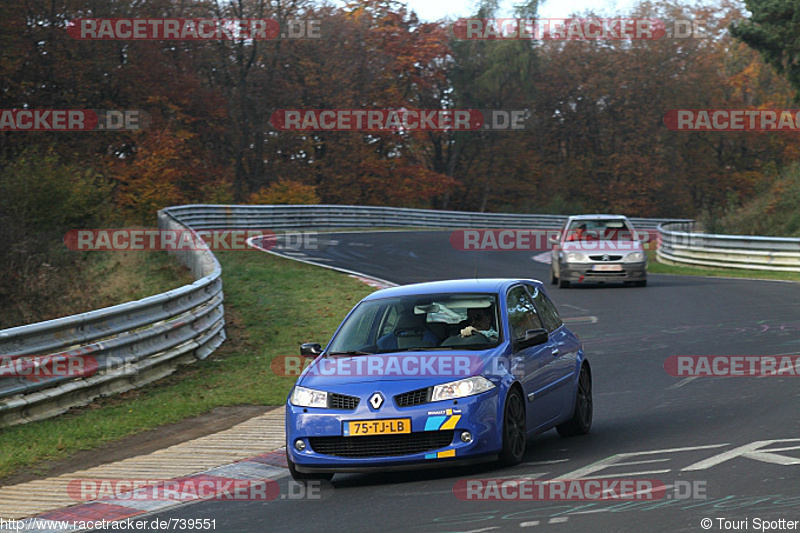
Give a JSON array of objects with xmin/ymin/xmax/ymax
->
[
  {"xmin": 431, "ymin": 376, "xmax": 495, "ymax": 401},
  {"xmin": 290, "ymin": 386, "xmax": 328, "ymax": 408},
  {"xmin": 565, "ymin": 252, "xmax": 586, "ymax": 262},
  {"xmin": 625, "ymin": 252, "xmax": 645, "ymax": 262}
]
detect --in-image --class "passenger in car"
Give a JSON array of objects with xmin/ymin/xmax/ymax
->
[{"xmin": 566, "ymin": 224, "xmax": 587, "ymax": 241}]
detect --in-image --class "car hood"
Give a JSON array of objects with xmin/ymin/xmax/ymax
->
[
  {"xmin": 561, "ymin": 240, "xmax": 643, "ymax": 254},
  {"xmin": 297, "ymin": 349, "xmax": 502, "ymax": 388}
]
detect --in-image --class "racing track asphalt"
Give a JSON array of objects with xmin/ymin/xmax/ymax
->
[{"xmin": 142, "ymin": 230, "xmax": 800, "ymax": 533}]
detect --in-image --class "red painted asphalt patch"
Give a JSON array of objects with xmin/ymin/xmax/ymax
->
[
  {"xmin": 249, "ymin": 450, "xmax": 289, "ymax": 468},
  {"xmin": 37, "ymin": 501, "xmax": 141, "ymax": 523}
]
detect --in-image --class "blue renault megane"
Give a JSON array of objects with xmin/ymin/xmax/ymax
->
[{"xmin": 285, "ymin": 278, "xmax": 592, "ymax": 481}]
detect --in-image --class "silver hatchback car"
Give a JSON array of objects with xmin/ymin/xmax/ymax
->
[{"xmin": 550, "ymin": 215, "xmax": 647, "ymax": 288}]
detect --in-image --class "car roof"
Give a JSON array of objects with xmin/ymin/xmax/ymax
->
[{"xmin": 362, "ymin": 278, "xmax": 542, "ymax": 300}]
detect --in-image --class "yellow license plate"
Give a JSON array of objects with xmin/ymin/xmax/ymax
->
[{"xmin": 344, "ymin": 418, "xmax": 411, "ymax": 437}]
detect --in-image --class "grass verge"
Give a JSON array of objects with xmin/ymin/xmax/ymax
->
[
  {"xmin": 0, "ymin": 249, "xmax": 375, "ymax": 479},
  {"xmin": 1, "ymin": 250, "xmax": 194, "ymax": 329}
]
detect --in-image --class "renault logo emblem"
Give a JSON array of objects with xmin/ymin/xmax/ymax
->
[{"xmin": 369, "ymin": 393, "xmax": 384, "ymax": 410}]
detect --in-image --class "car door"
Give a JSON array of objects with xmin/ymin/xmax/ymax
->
[
  {"xmin": 526, "ymin": 283, "xmax": 579, "ymax": 419},
  {"xmin": 505, "ymin": 285, "xmax": 562, "ymax": 431},
  {"xmin": 550, "ymin": 221, "xmax": 567, "ymax": 272}
]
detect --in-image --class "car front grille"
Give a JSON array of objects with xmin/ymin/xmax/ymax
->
[
  {"xmin": 328, "ymin": 393, "xmax": 360, "ymax": 410},
  {"xmin": 308, "ymin": 431, "xmax": 454, "ymax": 458},
  {"xmin": 394, "ymin": 387, "xmax": 431, "ymax": 407},
  {"xmin": 583, "ymin": 270, "xmax": 627, "ymax": 278},
  {"xmin": 589, "ymin": 255, "xmax": 623, "ymax": 261}
]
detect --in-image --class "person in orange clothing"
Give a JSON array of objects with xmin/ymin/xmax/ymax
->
[{"xmin": 566, "ymin": 224, "xmax": 587, "ymax": 241}]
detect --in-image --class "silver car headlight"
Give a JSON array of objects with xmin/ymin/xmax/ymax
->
[
  {"xmin": 625, "ymin": 252, "xmax": 645, "ymax": 262},
  {"xmin": 431, "ymin": 376, "xmax": 495, "ymax": 401},
  {"xmin": 565, "ymin": 252, "xmax": 586, "ymax": 262},
  {"xmin": 290, "ymin": 386, "xmax": 328, "ymax": 408}
]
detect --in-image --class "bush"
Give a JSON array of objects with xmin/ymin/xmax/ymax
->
[
  {"xmin": 249, "ymin": 180, "xmax": 320, "ymax": 205},
  {"xmin": 716, "ymin": 163, "xmax": 800, "ymax": 237},
  {"xmin": 0, "ymin": 147, "xmax": 113, "ymax": 326}
]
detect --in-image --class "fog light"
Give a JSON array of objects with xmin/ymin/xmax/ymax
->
[
  {"xmin": 460, "ymin": 431, "xmax": 473, "ymax": 443},
  {"xmin": 294, "ymin": 439, "xmax": 306, "ymax": 452}
]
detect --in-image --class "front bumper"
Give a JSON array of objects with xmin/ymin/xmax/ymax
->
[
  {"xmin": 285, "ymin": 388, "xmax": 501, "ymax": 472},
  {"xmin": 559, "ymin": 261, "xmax": 647, "ymax": 283}
]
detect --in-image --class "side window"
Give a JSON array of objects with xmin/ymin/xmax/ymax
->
[
  {"xmin": 506, "ymin": 286, "xmax": 543, "ymax": 340},
  {"xmin": 527, "ymin": 284, "xmax": 563, "ymax": 333}
]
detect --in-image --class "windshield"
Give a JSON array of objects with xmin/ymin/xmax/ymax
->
[
  {"xmin": 565, "ymin": 219, "xmax": 636, "ymax": 241},
  {"xmin": 327, "ymin": 293, "xmax": 502, "ymax": 354}
]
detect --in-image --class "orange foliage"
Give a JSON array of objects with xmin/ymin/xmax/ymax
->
[{"xmin": 249, "ymin": 180, "xmax": 321, "ymax": 205}]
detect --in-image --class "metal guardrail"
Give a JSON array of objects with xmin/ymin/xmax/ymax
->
[
  {"xmin": 0, "ymin": 204, "xmax": 693, "ymax": 427},
  {"xmin": 657, "ymin": 221, "xmax": 800, "ymax": 271},
  {"xmin": 163, "ymin": 204, "xmax": 683, "ymax": 230}
]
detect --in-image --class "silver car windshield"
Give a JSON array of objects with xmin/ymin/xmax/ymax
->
[{"xmin": 566, "ymin": 219, "xmax": 635, "ymax": 241}]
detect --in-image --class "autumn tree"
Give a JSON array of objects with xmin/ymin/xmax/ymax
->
[{"xmin": 730, "ymin": 0, "xmax": 800, "ymax": 102}]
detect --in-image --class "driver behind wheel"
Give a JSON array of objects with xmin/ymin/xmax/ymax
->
[{"xmin": 461, "ymin": 307, "xmax": 499, "ymax": 341}]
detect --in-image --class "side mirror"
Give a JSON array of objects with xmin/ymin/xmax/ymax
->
[
  {"xmin": 514, "ymin": 328, "xmax": 549, "ymax": 351},
  {"xmin": 548, "ymin": 236, "xmax": 560, "ymax": 246},
  {"xmin": 300, "ymin": 342, "xmax": 323, "ymax": 357}
]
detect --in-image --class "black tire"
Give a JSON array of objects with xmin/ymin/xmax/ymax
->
[
  {"xmin": 557, "ymin": 365, "xmax": 592, "ymax": 437},
  {"xmin": 558, "ymin": 278, "xmax": 570, "ymax": 288},
  {"xmin": 499, "ymin": 387, "xmax": 526, "ymax": 466},
  {"xmin": 637, "ymin": 279, "xmax": 647, "ymax": 287},
  {"xmin": 550, "ymin": 266, "xmax": 558, "ymax": 285},
  {"xmin": 286, "ymin": 446, "xmax": 334, "ymax": 482}
]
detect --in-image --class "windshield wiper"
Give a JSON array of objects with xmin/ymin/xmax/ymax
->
[{"xmin": 327, "ymin": 350, "xmax": 374, "ymax": 356}]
